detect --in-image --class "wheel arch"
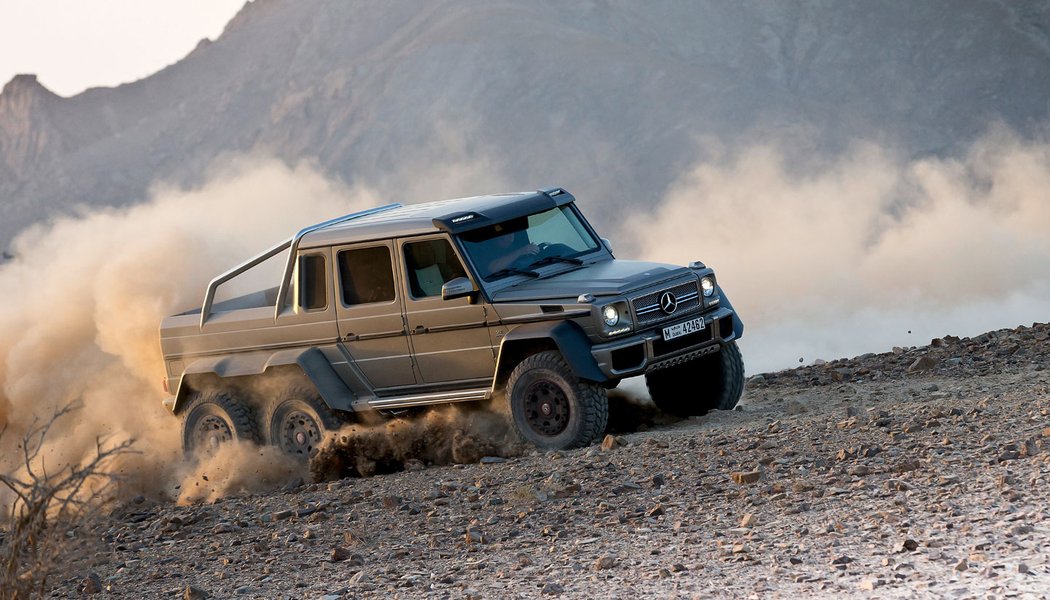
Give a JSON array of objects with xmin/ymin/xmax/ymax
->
[
  {"xmin": 172, "ymin": 346, "xmax": 356, "ymax": 415},
  {"xmin": 717, "ymin": 289, "xmax": 745, "ymax": 338},
  {"xmin": 492, "ymin": 320, "xmax": 608, "ymax": 392}
]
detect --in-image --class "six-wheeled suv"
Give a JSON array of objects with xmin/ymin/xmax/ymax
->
[{"xmin": 159, "ymin": 188, "xmax": 744, "ymax": 455}]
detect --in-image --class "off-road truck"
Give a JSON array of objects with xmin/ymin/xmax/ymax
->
[{"xmin": 159, "ymin": 188, "xmax": 745, "ymax": 456}]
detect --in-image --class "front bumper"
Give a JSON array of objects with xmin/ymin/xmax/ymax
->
[{"xmin": 590, "ymin": 306, "xmax": 737, "ymax": 378}]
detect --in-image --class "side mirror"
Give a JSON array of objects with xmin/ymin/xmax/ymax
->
[
  {"xmin": 601, "ymin": 237, "xmax": 614, "ymax": 253},
  {"xmin": 441, "ymin": 277, "xmax": 477, "ymax": 301}
]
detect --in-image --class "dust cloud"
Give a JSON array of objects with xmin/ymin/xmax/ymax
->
[
  {"xmin": 4, "ymin": 123, "xmax": 1049, "ymax": 505},
  {"xmin": 626, "ymin": 127, "xmax": 1050, "ymax": 373},
  {"xmin": 175, "ymin": 443, "xmax": 303, "ymax": 505},
  {"xmin": 0, "ymin": 157, "xmax": 381, "ymax": 505}
]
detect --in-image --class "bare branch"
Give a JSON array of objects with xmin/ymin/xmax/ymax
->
[{"xmin": 1, "ymin": 401, "xmax": 134, "ymax": 600}]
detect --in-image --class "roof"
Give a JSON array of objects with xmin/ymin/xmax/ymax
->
[{"xmin": 299, "ymin": 188, "xmax": 575, "ymax": 248}]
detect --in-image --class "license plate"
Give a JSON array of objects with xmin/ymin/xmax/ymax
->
[{"xmin": 662, "ymin": 317, "xmax": 705, "ymax": 340}]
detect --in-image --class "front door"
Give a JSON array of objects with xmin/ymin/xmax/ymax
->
[
  {"xmin": 399, "ymin": 236, "xmax": 496, "ymax": 385},
  {"xmin": 332, "ymin": 241, "xmax": 417, "ymax": 390}
]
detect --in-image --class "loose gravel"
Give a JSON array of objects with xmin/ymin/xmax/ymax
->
[{"xmin": 53, "ymin": 324, "xmax": 1050, "ymax": 599}]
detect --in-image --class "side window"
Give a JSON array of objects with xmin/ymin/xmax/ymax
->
[
  {"xmin": 403, "ymin": 238, "xmax": 468, "ymax": 298},
  {"xmin": 338, "ymin": 246, "xmax": 396, "ymax": 305},
  {"xmin": 298, "ymin": 253, "xmax": 327, "ymax": 310}
]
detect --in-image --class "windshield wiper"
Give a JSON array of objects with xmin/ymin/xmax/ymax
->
[
  {"xmin": 487, "ymin": 267, "xmax": 540, "ymax": 281},
  {"xmin": 526, "ymin": 255, "xmax": 584, "ymax": 269}
]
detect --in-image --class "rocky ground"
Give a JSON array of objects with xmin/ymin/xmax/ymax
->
[{"xmin": 52, "ymin": 323, "xmax": 1050, "ymax": 598}]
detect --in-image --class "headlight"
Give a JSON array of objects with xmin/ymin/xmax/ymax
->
[
  {"xmin": 602, "ymin": 305, "xmax": 620, "ymax": 327},
  {"xmin": 700, "ymin": 276, "xmax": 715, "ymax": 297}
]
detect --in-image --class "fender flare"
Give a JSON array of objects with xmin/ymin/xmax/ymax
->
[
  {"xmin": 172, "ymin": 346, "xmax": 356, "ymax": 414},
  {"xmin": 716, "ymin": 289, "xmax": 745, "ymax": 338},
  {"xmin": 494, "ymin": 320, "xmax": 608, "ymax": 387}
]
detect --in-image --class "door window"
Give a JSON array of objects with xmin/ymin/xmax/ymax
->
[
  {"xmin": 337, "ymin": 246, "xmax": 396, "ymax": 305},
  {"xmin": 403, "ymin": 238, "xmax": 468, "ymax": 298}
]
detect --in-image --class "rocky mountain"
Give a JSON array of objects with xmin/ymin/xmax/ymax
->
[{"xmin": 2, "ymin": 0, "xmax": 1050, "ymax": 248}]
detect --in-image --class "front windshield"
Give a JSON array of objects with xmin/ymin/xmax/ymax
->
[{"xmin": 459, "ymin": 205, "xmax": 601, "ymax": 281}]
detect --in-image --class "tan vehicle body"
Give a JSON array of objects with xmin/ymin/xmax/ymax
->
[{"xmin": 160, "ymin": 188, "xmax": 744, "ymax": 453}]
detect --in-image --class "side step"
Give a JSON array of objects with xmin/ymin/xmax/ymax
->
[{"xmin": 367, "ymin": 388, "xmax": 489, "ymax": 410}]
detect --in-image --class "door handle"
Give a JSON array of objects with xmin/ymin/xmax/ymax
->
[
  {"xmin": 341, "ymin": 333, "xmax": 359, "ymax": 342},
  {"xmin": 413, "ymin": 325, "xmax": 428, "ymax": 334}
]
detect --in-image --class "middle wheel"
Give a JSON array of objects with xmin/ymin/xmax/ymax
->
[{"xmin": 266, "ymin": 387, "xmax": 344, "ymax": 459}]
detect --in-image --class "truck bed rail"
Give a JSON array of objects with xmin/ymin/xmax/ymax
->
[{"xmin": 199, "ymin": 203, "xmax": 402, "ymax": 328}]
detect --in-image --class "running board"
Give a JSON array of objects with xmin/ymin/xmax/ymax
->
[{"xmin": 367, "ymin": 388, "xmax": 489, "ymax": 410}]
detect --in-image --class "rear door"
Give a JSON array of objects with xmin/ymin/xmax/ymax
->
[
  {"xmin": 332, "ymin": 241, "xmax": 418, "ymax": 390},
  {"xmin": 276, "ymin": 248, "xmax": 341, "ymax": 345},
  {"xmin": 398, "ymin": 235, "xmax": 496, "ymax": 385}
]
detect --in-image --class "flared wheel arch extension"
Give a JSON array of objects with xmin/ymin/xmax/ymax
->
[
  {"xmin": 494, "ymin": 321, "xmax": 610, "ymax": 390},
  {"xmin": 171, "ymin": 347, "xmax": 358, "ymax": 416}
]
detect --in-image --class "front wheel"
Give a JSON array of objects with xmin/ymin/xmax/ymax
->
[
  {"xmin": 506, "ymin": 351, "xmax": 608, "ymax": 450},
  {"xmin": 266, "ymin": 387, "xmax": 344, "ymax": 459},
  {"xmin": 181, "ymin": 391, "xmax": 262, "ymax": 456},
  {"xmin": 646, "ymin": 341, "xmax": 745, "ymax": 417}
]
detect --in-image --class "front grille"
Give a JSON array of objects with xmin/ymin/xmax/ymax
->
[{"xmin": 631, "ymin": 280, "xmax": 701, "ymax": 326}]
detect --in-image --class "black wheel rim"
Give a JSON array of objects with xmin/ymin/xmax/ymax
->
[
  {"xmin": 274, "ymin": 406, "xmax": 323, "ymax": 457},
  {"xmin": 523, "ymin": 380, "xmax": 570, "ymax": 437},
  {"xmin": 191, "ymin": 413, "xmax": 233, "ymax": 451}
]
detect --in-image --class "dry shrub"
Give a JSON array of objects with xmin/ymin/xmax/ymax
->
[{"xmin": 0, "ymin": 404, "xmax": 133, "ymax": 599}]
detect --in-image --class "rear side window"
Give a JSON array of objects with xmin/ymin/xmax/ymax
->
[
  {"xmin": 298, "ymin": 254, "xmax": 327, "ymax": 311},
  {"xmin": 338, "ymin": 246, "xmax": 396, "ymax": 305}
]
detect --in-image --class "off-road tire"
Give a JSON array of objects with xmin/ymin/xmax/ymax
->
[
  {"xmin": 506, "ymin": 351, "xmax": 608, "ymax": 450},
  {"xmin": 646, "ymin": 341, "xmax": 745, "ymax": 417},
  {"xmin": 266, "ymin": 386, "xmax": 344, "ymax": 460},
  {"xmin": 181, "ymin": 391, "xmax": 261, "ymax": 455}
]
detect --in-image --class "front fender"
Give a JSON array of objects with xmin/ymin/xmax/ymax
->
[
  {"xmin": 495, "ymin": 320, "xmax": 608, "ymax": 386},
  {"xmin": 717, "ymin": 289, "xmax": 744, "ymax": 338}
]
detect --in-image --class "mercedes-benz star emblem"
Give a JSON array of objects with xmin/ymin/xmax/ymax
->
[{"xmin": 659, "ymin": 291, "xmax": 678, "ymax": 315}]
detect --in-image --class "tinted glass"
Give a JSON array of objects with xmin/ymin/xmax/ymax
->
[
  {"xmin": 403, "ymin": 238, "xmax": 468, "ymax": 298},
  {"xmin": 299, "ymin": 254, "xmax": 327, "ymax": 310},
  {"xmin": 338, "ymin": 246, "xmax": 395, "ymax": 305},
  {"xmin": 459, "ymin": 205, "xmax": 600, "ymax": 281}
]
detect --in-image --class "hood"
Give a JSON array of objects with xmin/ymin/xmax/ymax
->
[{"xmin": 489, "ymin": 259, "xmax": 691, "ymax": 302}]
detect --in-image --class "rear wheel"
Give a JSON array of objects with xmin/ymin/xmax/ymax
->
[
  {"xmin": 181, "ymin": 391, "xmax": 261, "ymax": 455},
  {"xmin": 507, "ymin": 351, "xmax": 608, "ymax": 450},
  {"xmin": 266, "ymin": 387, "xmax": 344, "ymax": 459},
  {"xmin": 646, "ymin": 341, "xmax": 745, "ymax": 417}
]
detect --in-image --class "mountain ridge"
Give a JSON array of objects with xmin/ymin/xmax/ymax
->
[{"xmin": 2, "ymin": 0, "xmax": 1050, "ymax": 249}]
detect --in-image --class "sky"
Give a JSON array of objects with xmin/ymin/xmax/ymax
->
[{"xmin": 0, "ymin": 0, "xmax": 246, "ymax": 97}]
